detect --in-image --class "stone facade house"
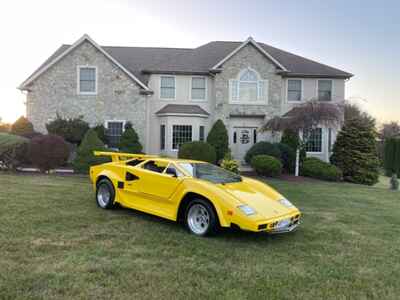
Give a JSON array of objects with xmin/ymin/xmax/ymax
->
[{"xmin": 19, "ymin": 34, "xmax": 353, "ymax": 163}]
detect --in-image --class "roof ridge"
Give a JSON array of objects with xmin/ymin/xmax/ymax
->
[{"xmin": 102, "ymin": 45, "xmax": 194, "ymax": 51}]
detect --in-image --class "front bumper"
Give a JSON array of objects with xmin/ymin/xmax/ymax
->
[
  {"xmin": 268, "ymin": 220, "xmax": 300, "ymax": 234},
  {"xmin": 230, "ymin": 211, "xmax": 301, "ymax": 233}
]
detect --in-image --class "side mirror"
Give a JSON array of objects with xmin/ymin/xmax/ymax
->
[{"xmin": 165, "ymin": 167, "xmax": 178, "ymax": 178}]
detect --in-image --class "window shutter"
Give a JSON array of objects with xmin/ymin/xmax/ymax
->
[
  {"xmin": 229, "ymin": 79, "xmax": 239, "ymax": 102},
  {"xmin": 257, "ymin": 80, "xmax": 268, "ymax": 102}
]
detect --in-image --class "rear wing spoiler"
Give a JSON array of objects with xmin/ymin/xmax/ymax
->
[{"xmin": 93, "ymin": 151, "xmax": 157, "ymax": 162}]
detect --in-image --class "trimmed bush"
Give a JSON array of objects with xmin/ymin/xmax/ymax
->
[
  {"xmin": 331, "ymin": 118, "xmax": 380, "ymax": 185},
  {"xmin": 251, "ymin": 155, "xmax": 282, "ymax": 177},
  {"xmin": 245, "ymin": 142, "xmax": 281, "ymax": 164},
  {"xmin": 11, "ymin": 116, "xmax": 34, "ymax": 137},
  {"xmin": 0, "ymin": 133, "xmax": 29, "ymax": 170},
  {"xmin": 73, "ymin": 129, "xmax": 109, "ymax": 173},
  {"xmin": 302, "ymin": 157, "xmax": 342, "ymax": 181},
  {"xmin": 220, "ymin": 152, "xmax": 240, "ymax": 174},
  {"xmin": 277, "ymin": 143, "xmax": 296, "ymax": 173},
  {"xmin": 29, "ymin": 134, "xmax": 69, "ymax": 172},
  {"xmin": 46, "ymin": 115, "xmax": 89, "ymax": 144},
  {"xmin": 118, "ymin": 123, "xmax": 142, "ymax": 153},
  {"xmin": 178, "ymin": 141, "xmax": 216, "ymax": 164},
  {"xmin": 206, "ymin": 119, "xmax": 229, "ymax": 163},
  {"xmin": 93, "ymin": 124, "xmax": 107, "ymax": 144}
]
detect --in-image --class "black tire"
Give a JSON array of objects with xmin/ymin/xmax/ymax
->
[
  {"xmin": 95, "ymin": 178, "xmax": 116, "ymax": 209},
  {"xmin": 184, "ymin": 198, "xmax": 218, "ymax": 236}
]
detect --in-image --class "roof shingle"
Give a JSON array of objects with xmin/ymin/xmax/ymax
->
[{"xmin": 156, "ymin": 104, "xmax": 209, "ymax": 116}]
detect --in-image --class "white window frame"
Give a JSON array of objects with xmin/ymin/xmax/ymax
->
[
  {"xmin": 229, "ymin": 67, "xmax": 268, "ymax": 105},
  {"xmin": 316, "ymin": 79, "xmax": 334, "ymax": 101},
  {"xmin": 104, "ymin": 120, "xmax": 126, "ymax": 148},
  {"xmin": 303, "ymin": 127, "xmax": 323, "ymax": 154},
  {"xmin": 190, "ymin": 76, "xmax": 207, "ymax": 102},
  {"xmin": 171, "ymin": 124, "xmax": 193, "ymax": 151},
  {"xmin": 77, "ymin": 66, "xmax": 97, "ymax": 95},
  {"xmin": 159, "ymin": 75, "xmax": 176, "ymax": 100},
  {"xmin": 286, "ymin": 78, "xmax": 304, "ymax": 103}
]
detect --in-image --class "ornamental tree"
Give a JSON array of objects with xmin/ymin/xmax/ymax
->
[{"xmin": 262, "ymin": 100, "xmax": 342, "ymax": 175}]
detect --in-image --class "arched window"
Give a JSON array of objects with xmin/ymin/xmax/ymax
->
[{"xmin": 229, "ymin": 68, "xmax": 268, "ymax": 103}]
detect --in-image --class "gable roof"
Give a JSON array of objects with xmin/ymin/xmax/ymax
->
[
  {"xmin": 19, "ymin": 34, "xmax": 151, "ymax": 91},
  {"xmin": 156, "ymin": 104, "xmax": 209, "ymax": 116},
  {"xmin": 19, "ymin": 35, "xmax": 353, "ymax": 91}
]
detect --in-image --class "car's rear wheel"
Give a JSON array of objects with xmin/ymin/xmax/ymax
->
[
  {"xmin": 185, "ymin": 199, "xmax": 218, "ymax": 236},
  {"xmin": 96, "ymin": 178, "xmax": 115, "ymax": 209}
]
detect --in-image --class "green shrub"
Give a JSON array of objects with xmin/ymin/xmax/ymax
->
[
  {"xmin": 118, "ymin": 123, "xmax": 142, "ymax": 153},
  {"xmin": 46, "ymin": 115, "xmax": 89, "ymax": 144},
  {"xmin": 302, "ymin": 157, "xmax": 342, "ymax": 181},
  {"xmin": 331, "ymin": 118, "xmax": 380, "ymax": 185},
  {"xmin": 11, "ymin": 116, "xmax": 34, "ymax": 137},
  {"xmin": 206, "ymin": 119, "xmax": 229, "ymax": 162},
  {"xmin": 29, "ymin": 134, "xmax": 69, "ymax": 172},
  {"xmin": 178, "ymin": 141, "xmax": 216, "ymax": 164},
  {"xmin": 93, "ymin": 124, "xmax": 107, "ymax": 144},
  {"xmin": 73, "ymin": 129, "xmax": 109, "ymax": 174},
  {"xmin": 220, "ymin": 152, "xmax": 240, "ymax": 174},
  {"xmin": 245, "ymin": 142, "xmax": 281, "ymax": 164},
  {"xmin": 0, "ymin": 133, "xmax": 29, "ymax": 170},
  {"xmin": 250, "ymin": 155, "xmax": 282, "ymax": 177},
  {"xmin": 277, "ymin": 143, "xmax": 296, "ymax": 173}
]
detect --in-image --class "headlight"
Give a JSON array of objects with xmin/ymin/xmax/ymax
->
[
  {"xmin": 279, "ymin": 198, "xmax": 294, "ymax": 208},
  {"xmin": 238, "ymin": 205, "xmax": 256, "ymax": 216}
]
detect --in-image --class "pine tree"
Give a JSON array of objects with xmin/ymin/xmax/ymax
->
[
  {"xmin": 118, "ymin": 123, "xmax": 142, "ymax": 153},
  {"xmin": 331, "ymin": 118, "xmax": 380, "ymax": 185},
  {"xmin": 206, "ymin": 119, "xmax": 229, "ymax": 163},
  {"xmin": 73, "ymin": 129, "xmax": 108, "ymax": 173}
]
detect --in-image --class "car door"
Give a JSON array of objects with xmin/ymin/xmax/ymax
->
[{"xmin": 123, "ymin": 160, "xmax": 182, "ymax": 220}]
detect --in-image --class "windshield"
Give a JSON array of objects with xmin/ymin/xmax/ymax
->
[{"xmin": 179, "ymin": 162, "xmax": 242, "ymax": 184}]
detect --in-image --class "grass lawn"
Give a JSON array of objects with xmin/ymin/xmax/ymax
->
[{"xmin": 0, "ymin": 173, "xmax": 399, "ymax": 299}]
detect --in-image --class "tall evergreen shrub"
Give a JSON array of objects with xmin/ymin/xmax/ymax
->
[
  {"xmin": 331, "ymin": 118, "xmax": 380, "ymax": 185},
  {"xmin": 206, "ymin": 119, "xmax": 229, "ymax": 163}
]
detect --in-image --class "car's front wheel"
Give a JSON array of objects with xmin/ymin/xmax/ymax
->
[
  {"xmin": 185, "ymin": 199, "xmax": 218, "ymax": 236},
  {"xmin": 96, "ymin": 178, "xmax": 116, "ymax": 209}
]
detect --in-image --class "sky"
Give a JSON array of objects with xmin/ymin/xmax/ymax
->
[{"xmin": 0, "ymin": 0, "xmax": 399, "ymax": 124}]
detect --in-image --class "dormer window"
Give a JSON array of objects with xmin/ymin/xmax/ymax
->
[
  {"xmin": 229, "ymin": 68, "xmax": 268, "ymax": 103},
  {"xmin": 78, "ymin": 66, "xmax": 97, "ymax": 95}
]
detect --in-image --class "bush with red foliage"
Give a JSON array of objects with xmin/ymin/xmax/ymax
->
[{"xmin": 29, "ymin": 134, "xmax": 69, "ymax": 172}]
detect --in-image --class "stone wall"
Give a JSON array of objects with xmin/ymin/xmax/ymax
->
[
  {"xmin": 26, "ymin": 41, "xmax": 148, "ymax": 148},
  {"xmin": 213, "ymin": 44, "xmax": 283, "ymax": 123}
]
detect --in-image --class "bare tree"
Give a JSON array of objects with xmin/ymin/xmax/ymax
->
[{"xmin": 262, "ymin": 99, "xmax": 342, "ymax": 176}]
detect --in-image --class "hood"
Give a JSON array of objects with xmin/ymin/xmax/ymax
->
[{"xmin": 217, "ymin": 177, "xmax": 297, "ymax": 219}]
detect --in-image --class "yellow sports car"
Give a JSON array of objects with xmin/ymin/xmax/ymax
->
[{"xmin": 90, "ymin": 152, "xmax": 301, "ymax": 236}]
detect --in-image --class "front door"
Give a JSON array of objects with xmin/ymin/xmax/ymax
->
[{"xmin": 232, "ymin": 127, "xmax": 257, "ymax": 163}]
